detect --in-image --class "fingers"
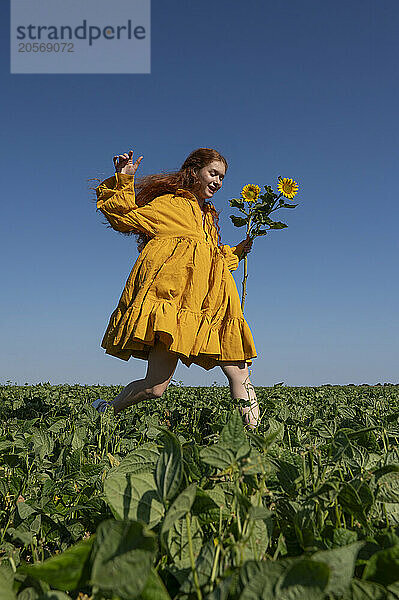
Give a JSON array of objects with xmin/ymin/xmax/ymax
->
[
  {"xmin": 240, "ymin": 237, "xmax": 253, "ymax": 256},
  {"xmin": 131, "ymin": 155, "xmax": 144, "ymax": 176},
  {"xmin": 113, "ymin": 153, "xmax": 129, "ymax": 172},
  {"xmin": 112, "ymin": 150, "xmax": 143, "ymax": 173}
]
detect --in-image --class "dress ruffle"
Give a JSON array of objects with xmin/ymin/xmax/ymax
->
[{"xmin": 101, "ymin": 298, "xmax": 255, "ymax": 370}]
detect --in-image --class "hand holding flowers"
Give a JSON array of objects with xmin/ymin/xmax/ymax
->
[
  {"xmin": 229, "ymin": 177, "xmax": 299, "ymax": 311},
  {"xmin": 235, "ymin": 234, "xmax": 254, "ymax": 258}
]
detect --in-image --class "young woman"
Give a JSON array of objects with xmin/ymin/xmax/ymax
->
[{"xmin": 93, "ymin": 147, "xmax": 259, "ymax": 428}]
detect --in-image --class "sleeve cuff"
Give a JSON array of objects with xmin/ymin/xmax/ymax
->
[
  {"xmin": 114, "ymin": 172, "xmax": 135, "ymax": 186},
  {"xmin": 220, "ymin": 244, "xmax": 240, "ymax": 272},
  {"xmin": 96, "ymin": 173, "xmax": 136, "ymax": 213}
]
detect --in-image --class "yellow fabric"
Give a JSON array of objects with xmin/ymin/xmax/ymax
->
[{"xmin": 96, "ymin": 172, "xmax": 257, "ymax": 370}]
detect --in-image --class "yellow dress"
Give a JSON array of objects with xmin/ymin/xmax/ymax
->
[{"xmin": 96, "ymin": 172, "xmax": 257, "ymax": 371}]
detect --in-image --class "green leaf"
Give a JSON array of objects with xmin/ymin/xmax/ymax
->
[
  {"xmin": 0, "ymin": 566, "xmax": 16, "ymax": 600},
  {"xmin": 180, "ymin": 540, "xmax": 214, "ymax": 592},
  {"xmin": 91, "ymin": 520, "xmax": 156, "ymax": 599},
  {"xmin": 363, "ymin": 544, "xmax": 399, "ymax": 586},
  {"xmin": 240, "ymin": 448, "xmax": 270, "ymax": 476},
  {"xmin": 160, "ymin": 484, "xmax": 197, "ymax": 547},
  {"xmin": 104, "ymin": 471, "xmax": 165, "ymax": 527},
  {"xmin": 19, "ymin": 536, "xmax": 94, "ymax": 591},
  {"xmin": 377, "ymin": 471, "xmax": 399, "ymax": 503},
  {"xmin": 275, "ymin": 559, "xmax": 330, "ymax": 600},
  {"xmin": 293, "ymin": 503, "xmax": 318, "ymax": 549},
  {"xmin": 200, "ymin": 444, "xmax": 235, "ymax": 470},
  {"xmin": 230, "ymin": 215, "xmax": 247, "ymax": 227},
  {"xmin": 268, "ymin": 221, "xmax": 288, "ymax": 230},
  {"xmin": 117, "ymin": 444, "xmax": 160, "ymax": 475},
  {"xmin": 155, "ymin": 430, "xmax": 183, "ymax": 503},
  {"xmin": 229, "ymin": 198, "xmax": 245, "ymax": 209},
  {"xmin": 206, "ymin": 575, "xmax": 235, "ymax": 600},
  {"xmin": 31, "ymin": 428, "xmax": 54, "ymax": 460},
  {"xmin": 312, "ymin": 542, "xmax": 364, "ymax": 597},
  {"xmin": 387, "ymin": 582, "xmax": 399, "ymax": 599},
  {"xmin": 7, "ymin": 528, "xmax": 35, "ymax": 546},
  {"xmin": 250, "ymin": 424, "xmax": 284, "ymax": 451},
  {"xmin": 20, "ymin": 591, "xmax": 41, "ymax": 600},
  {"xmin": 338, "ymin": 483, "xmax": 370, "ymax": 527},
  {"xmin": 239, "ymin": 559, "xmax": 288, "ymax": 599},
  {"xmin": 192, "ymin": 487, "xmax": 229, "ymax": 526},
  {"xmin": 274, "ymin": 460, "xmax": 300, "ymax": 495},
  {"xmin": 373, "ymin": 464, "xmax": 399, "ymax": 479},
  {"xmin": 167, "ymin": 514, "xmax": 203, "ymax": 569},
  {"xmin": 220, "ymin": 410, "xmax": 247, "ymax": 453},
  {"xmin": 17, "ymin": 502, "xmax": 37, "ymax": 520},
  {"xmin": 358, "ymin": 482, "xmax": 374, "ymax": 511},
  {"xmin": 235, "ymin": 489, "xmax": 251, "ymax": 511},
  {"xmin": 345, "ymin": 579, "xmax": 387, "ymax": 599},
  {"xmin": 245, "ymin": 517, "xmax": 271, "ymax": 561},
  {"xmin": 322, "ymin": 526, "xmax": 358, "ymax": 548},
  {"xmin": 384, "ymin": 503, "xmax": 399, "ymax": 525},
  {"xmin": 139, "ymin": 568, "xmax": 172, "ymax": 600},
  {"xmin": 256, "ymin": 518, "xmax": 272, "ymax": 555},
  {"xmin": 252, "ymin": 213, "xmax": 272, "ymax": 226},
  {"xmin": 71, "ymin": 426, "xmax": 86, "ymax": 451},
  {"xmin": 192, "ymin": 488, "xmax": 223, "ymax": 525}
]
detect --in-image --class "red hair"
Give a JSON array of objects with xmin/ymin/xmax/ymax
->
[{"xmin": 91, "ymin": 148, "xmax": 228, "ymax": 253}]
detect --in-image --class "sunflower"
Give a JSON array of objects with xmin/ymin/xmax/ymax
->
[
  {"xmin": 277, "ymin": 177, "xmax": 299, "ymax": 199},
  {"xmin": 241, "ymin": 184, "xmax": 260, "ymax": 202}
]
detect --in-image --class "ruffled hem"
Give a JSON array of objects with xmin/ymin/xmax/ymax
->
[{"xmin": 100, "ymin": 298, "xmax": 257, "ymax": 371}]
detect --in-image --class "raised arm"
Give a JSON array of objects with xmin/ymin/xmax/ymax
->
[{"xmin": 96, "ymin": 150, "xmax": 159, "ymax": 235}]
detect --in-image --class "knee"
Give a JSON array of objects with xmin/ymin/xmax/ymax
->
[{"xmin": 222, "ymin": 363, "xmax": 249, "ymax": 385}]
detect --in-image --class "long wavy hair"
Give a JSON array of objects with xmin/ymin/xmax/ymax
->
[{"xmin": 90, "ymin": 148, "xmax": 228, "ymax": 253}]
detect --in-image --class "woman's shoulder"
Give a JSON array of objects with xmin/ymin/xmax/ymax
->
[
  {"xmin": 150, "ymin": 190, "xmax": 195, "ymax": 212},
  {"xmin": 152, "ymin": 188, "xmax": 193, "ymax": 201},
  {"xmin": 172, "ymin": 189, "xmax": 215, "ymax": 210},
  {"xmin": 149, "ymin": 191, "xmax": 175, "ymax": 205},
  {"xmin": 173, "ymin": 188, "xmax": 198, "ymax": 202}
]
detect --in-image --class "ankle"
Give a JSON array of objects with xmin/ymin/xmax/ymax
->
[{"xmin": 113, "ymin": 386, "xmax": 152, "ymax": 413}]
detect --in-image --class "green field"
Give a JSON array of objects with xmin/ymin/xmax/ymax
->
[{"xmin": 1, "ymin": 383, "xmax": 399, "ymax": 599}]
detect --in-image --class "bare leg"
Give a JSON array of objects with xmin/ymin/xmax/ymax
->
[
  {"xmin": 111, "ymin": 337, "xmax": 179, "ymax": 415},
  {"xmin": 220, "ymin": 361, "xmax": 259, "ymax": 429}
]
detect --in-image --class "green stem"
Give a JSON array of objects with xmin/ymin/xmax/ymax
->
[
  {"xmin": 186, "ymin": 513, "xmax": 202, "ymax": 600},
  {"xmin": 240, "ymin": 215, "xmax": 252, "ymax": 312},
  {"xmin": 210, "ymin": 543, "xmax": 221, "ymax": 588},
  {"xmin": 302, "ymin": 453, "xmax": 308, "ymax": 489},
  {"xmin": 0, "ymin": 515, "xmax": 12, "ymax": 544},
  {"xmin": 335, "ymin": 499, "xmax": 341, "ymax": 527},
  {"xmin": 241, "ymin": 256, "xmax": 248, "ymax": 313}
]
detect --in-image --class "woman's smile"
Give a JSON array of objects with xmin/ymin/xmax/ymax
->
[{"xmin": 195, "ymin": 159, "xmax": 226, "ymax": 201}]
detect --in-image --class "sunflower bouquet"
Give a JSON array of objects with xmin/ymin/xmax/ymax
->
[{"xmin": 229, "ymin": 177, "xmax": 299, "ymax": 311}]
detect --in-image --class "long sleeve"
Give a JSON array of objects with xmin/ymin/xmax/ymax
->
[
  {"xmin": 96, "ymin": 173, "xmax": 159, "ymax": 235},
  {"xmin": 220, "ymin": 244, "xmax": 240, "ymax": 272}
]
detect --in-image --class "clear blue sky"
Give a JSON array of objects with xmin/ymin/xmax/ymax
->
[{"xmin": 1, "ymin": 1, "xmax": 398, "ymax": 387}]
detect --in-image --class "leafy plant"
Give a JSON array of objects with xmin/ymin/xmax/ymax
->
[{"xmin": 1, "ymin": 382, "xmax": 399, "ymax": 598}]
